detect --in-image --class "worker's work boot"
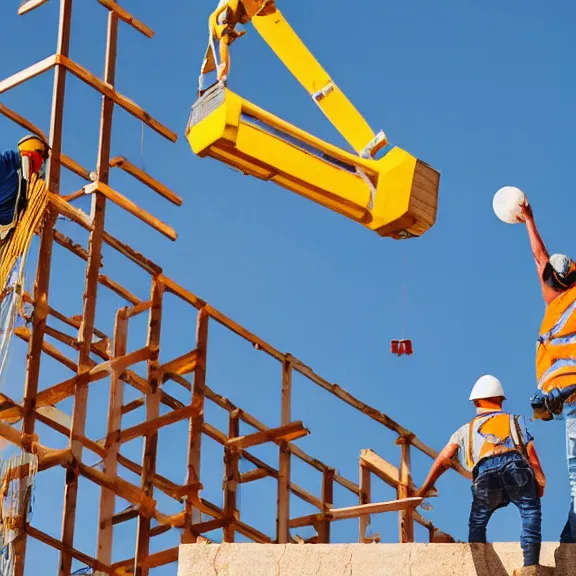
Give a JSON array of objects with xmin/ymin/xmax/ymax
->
[{"xmin": 512, "ymin": 566, "xmax": 554, "ymax": 576}]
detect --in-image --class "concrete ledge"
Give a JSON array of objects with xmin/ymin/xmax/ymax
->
[{"xmin": 177, "ymin": 543, "xmax": 576, "ymax": 575}]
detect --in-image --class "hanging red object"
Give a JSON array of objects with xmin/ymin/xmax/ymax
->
[{"xmin": 390, "ymin": 339, "xmax": 413, "ymax": 356}]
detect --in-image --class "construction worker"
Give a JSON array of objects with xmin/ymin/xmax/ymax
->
[
  {"xmin": 415, "ymin": 375, "xmax": 546, "ymax": 569},
  {"xmin": 517, "ymin": 198, "xmax": 576, "ymax": 543},
  {"xmin": 0, "ymin": 134, "xmax": 49, "ymax": 244}
]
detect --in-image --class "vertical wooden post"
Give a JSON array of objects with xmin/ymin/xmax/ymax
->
[
  {"xmin": 358, "ymin": 463, "xmax": 371, "ymax": 542},
  {"xmin": 277, "ymin": 358, "xmax": 292, "ymax": 544},
  {"xmin": 317, "ymin": 466, "xmax": 335, "ymax": 543},
  {"xmin": 96, "ymin": 307, "xmax": 128, "ymax": 564},
  {"xmin": 134, "ymin": 278, "xmax": 163, "ymax": 576},
  {"xmin": 396, "ymin": 435, "xmax": 415, "ymax": 543},
  {"xmin": 13, "ymin": 1, "xmax": 72, "ymax": 575},
  {"xmin": 182, "ymin": 307, "xmax": 209, "ymax": 543},
  {"xmin": 59, "ymin": 0, "xmax": 120, "ymax": 571},
  {"xmin": 223, "ymin": 409, "xmax": 240, "ymax": 542}
]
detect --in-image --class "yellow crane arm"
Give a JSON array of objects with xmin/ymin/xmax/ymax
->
[{"xmin": 251, "ymin": 8, "xmax": 378, "ymax": 156}]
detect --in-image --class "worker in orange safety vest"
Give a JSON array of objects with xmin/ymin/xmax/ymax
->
[
  {"xmin": 415, "ymin": 375, "xmax": 546, "ymax": 568},
  {"xmin": 517, "ymin": 198, "xmax": 576, "ymax": 543}
]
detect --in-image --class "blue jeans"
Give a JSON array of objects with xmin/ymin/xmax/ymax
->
[
  {"xmin": 469, "ymin": 452, "xmax": 541, "ymax": 567},
  {"xmin": 560, "ymin": 403, "xmax": 576, "ymax": 543}
]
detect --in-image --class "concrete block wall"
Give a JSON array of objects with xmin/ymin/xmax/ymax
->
[{"xmin": 178, "ymin": 543, "xmax": 576, "ymax": 575}]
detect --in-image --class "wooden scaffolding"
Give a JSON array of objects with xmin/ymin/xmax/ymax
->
[{"xmin": 0, "ymin": 2, "xmax": 469, "ymax": 575}]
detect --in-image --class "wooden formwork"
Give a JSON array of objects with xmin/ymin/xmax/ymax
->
[{"xmin": 0, "ymin": 2, "xmax": 470, "ymax": 575}]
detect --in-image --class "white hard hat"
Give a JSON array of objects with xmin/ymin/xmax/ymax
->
[{"xmin": 469, "ymin": 375, "xmax": 506, "ymax": 401}]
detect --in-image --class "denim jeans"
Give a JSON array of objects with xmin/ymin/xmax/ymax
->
[
  {"xmin": 469, "ymin": 451, "xmax": 541, "ymax": 566},
  {"xmin": 560, "ymin": 403, "xmax": 576, "ymax": 543}
]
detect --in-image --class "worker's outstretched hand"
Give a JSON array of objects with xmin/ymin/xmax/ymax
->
[
  {"xmin": 414, "ymin": 486, "xmax": 438, "ymax": 499},
  {"xmin": 516, "ymin": 198, "xmax": 533, "ymax": 223}
]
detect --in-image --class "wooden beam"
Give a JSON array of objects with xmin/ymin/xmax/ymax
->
[
  {"xmin": 88, "ymin": 345, "xmax": 152, "ymax": 379},
  {"xmin": 110, "ymin": 156, "xmax": 182, "ymax": 205},
  {"xmin": 135, "ymin": 278, "xmax": 164, "ymax": 576},
  {"xmin": 202, "ymin": 422, "xmax": 322, "ymax": 510},
  {"xmin": 119, "ymin": 403, "xmax": 200, "ymax": 444},
  {"xmin": 97, "ymin": 308, "xmax": 128, "ymax": 565},
  {"xmin": 360, "ymin": 449, "xmax": 400, "ymax": 487},
  {"xmin": 182, "ymin": 308, "xmax": 209, "ymax": 543},
  {"xmin": 18, "ymin": 0, "xmax": 49, "ymax": 15},
  {"xmin": 98, "ymin": 274, "xmax": 141, "ymax": 305},
  {"xmin": 26, "ymin": 526, "xmax": 112, "ymax": 574},
  {"xmin": 223, "ymin": 410, "xmax": 240, "ymax": 542},
  {"xmin": 56, "ymin": 54, "xmax": 176, "ymax": 142},
  {"xmin": 159, "ymin": 349, "xmax": 198, "ymax": 382},
  {"xmin": 318, "ymin": 467, "xmax": 334, "ymax": 543},
  {"xmin": 277, "ymin": 359, "xmax": 292, "ymax": 544},
  {"xmin": 0, "ymin": 55, "xmax": 56, "ymax": 95},
  {"xmin": 96, "ymin": 0, "xmax": 154, "ymax": 38},
  {"xmin": 359, "ymin": 458, "xmax": 371, "ymax": 542},
  {"xmin": 226, "ymin": 421, "xmax": 309, "ymax": 450},
  {"xmin": 397, "ymin": 436, "xmax": 414, "ymax": 543},
  {"xmin": 328, "ymin": 497, "xmax": 423, "ymax": 521},
  {"xmin": 85, "ymin": 181, "xmax": 177, "ymax": 240}
]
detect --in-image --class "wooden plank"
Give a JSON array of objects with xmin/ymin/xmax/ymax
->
[
  {"xmin": 204, "ymin": 383, "xmax": 359, "ymax": 494},
  {"xmin": 0, "ymin": 55, "xmax": 56, "ymax": 95},
  {"xmin": 159, "ymin": 349, "xmax": 199, "ymax": 381},
  {"xmin": 182, "ymin": 308, "xmax": 209, "ymax": 543},
  {"xmin": 397, "ymin": 436, "xmax": 414, "ymax": 543},
  {"xmin": 98, "ymin": 274, "xmax": 141, "ymax": 305},
  {"xmin": 223, "ymin": 410, "xmax": 240, "ymax": 542},
  {"xmin": 359, "ymin": 449, "xmax": 400, "ymax": 487},
  {"xmin": 89, "ymin": 346, "xmax": 152, "ymax": 378},
  {"xmin": 85, "ymin": 181, "xmax": 177, "ymax": 240},
  {"xmin": 18, "ymin": 0, "xmax": 49, "ymax": 15},
  {"xmin": 57, "ymin": 54, "xmax": 176, "ymax": 141},
  {"xmin": 26, "ymin": 526, "xmax": 112, "ymax": 574},
  {"xmin": 119, "ymin": 403, "xmax": 200, "ymax": 444},
  {"xmin": 318, "ymin": 467, "xmax": 334, "ymax": 543},
  {"xmin": 96, "ymin": 0, "xmax": 154, "ymax": 38},
  {"xmin": 121, "ymin": 397, "xmax": 145, "ymax": 415},
  {"xmin": 359, "ymin": 460, "xmax": 371, "ymax": 542},
  {"xmin": 135, "ymin": 278, "xmax": 164, "ymax": 576},
  {"xmin": 329, "ymin": 498, "xmax": 423, "ymax": 521},
  {"xmin": 126, "ymin": 300, "xmax": 152, "ymax": 319},
  {"xmin": 110, "ymin": 156, "xmax": 182, "ymax": 205},
  {"xmin": 202, "ymin": 422, "xmax": 322, "ymax": 510},
  {"xmin": 226, "ymin": 421, "xmax": 309, "ymax": 450},
  {"xmin": 97, "ymin": 308, "xmax": 128, "ymax": 564},
  {"xmin": 277, "ymin": 359, "xmax": 291, "ymax": 544}
]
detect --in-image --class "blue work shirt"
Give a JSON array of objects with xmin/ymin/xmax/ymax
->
[{"xmin": 0, "ymin": 150, "xmax": 23, "ymax": 226}]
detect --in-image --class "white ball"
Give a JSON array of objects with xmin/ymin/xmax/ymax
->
[{"xmin": 493, "ymin": 186, "xmax": 526, "ymax": 224}]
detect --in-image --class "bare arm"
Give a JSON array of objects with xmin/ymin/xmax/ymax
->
[
  {"xmin": 415, "ymin": 443, "xmax": 459, "ymax": 498},
  {"xmin": 519, "ymin": 203, "xmax": 558, "ymax": 305}
]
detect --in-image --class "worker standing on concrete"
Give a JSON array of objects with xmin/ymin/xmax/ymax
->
[
  {"xmin": 517, "ymin": 198, "xmax": 576, "ymax": 543},
  {"xmin": 415, "ymin": 376, "xmax": 545, "ymax": 569},
  {"xmin": 0, "ymin": 134, "xmax": 49, "ymax": 244}
]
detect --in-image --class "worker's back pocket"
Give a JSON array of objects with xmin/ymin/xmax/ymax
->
[
  {"xmin": 502, "ymin": 460, "xmax": 537, "ymax": 502},
  {"xmin": 473, "ymin": 472, "xmax": 505, "ymax": 509}
]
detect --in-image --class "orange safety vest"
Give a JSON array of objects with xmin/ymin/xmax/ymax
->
[
  {"xmin": 464, "ymin": 412, "xmax": 527, "ymax": 471},
  {"xmin": 536, "ymin": 283, "xmax": 576, "ymax": 401}
]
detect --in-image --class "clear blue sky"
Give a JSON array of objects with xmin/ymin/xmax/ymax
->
[{"xmin": 2, "ymin": 0, "xmax": 576, "ymax": 573}]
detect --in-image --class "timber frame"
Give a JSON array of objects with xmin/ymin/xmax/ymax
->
[{"xmin": 0, "ymin": 2, "xmax": 469, "ymax": 575}]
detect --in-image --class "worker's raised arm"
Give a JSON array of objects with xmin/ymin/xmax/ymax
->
[
  {"xmin": 415, "ymin": 442, "xmax": 459, "ymax": 498},
  {"xmin": 518, "ymin": 202, "xmax": 557, "ymax": 304}
]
